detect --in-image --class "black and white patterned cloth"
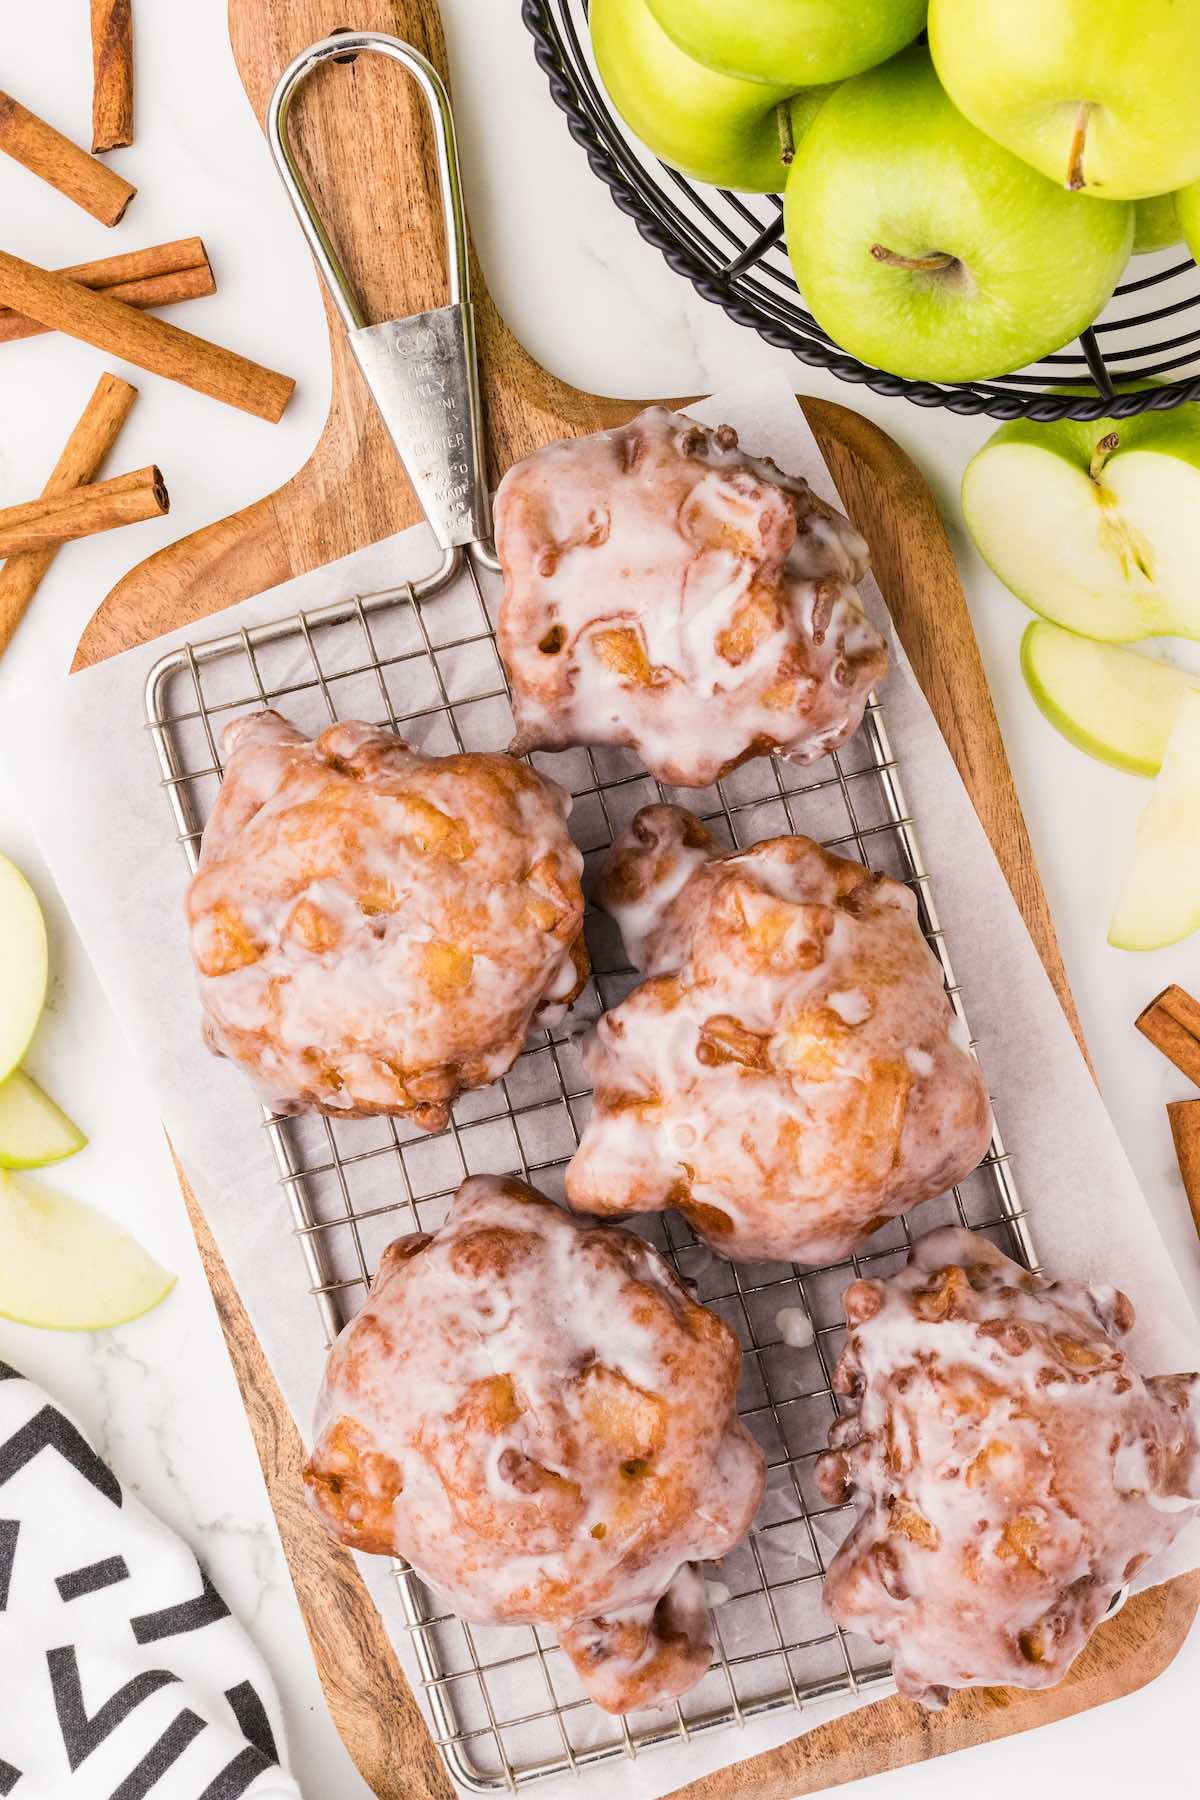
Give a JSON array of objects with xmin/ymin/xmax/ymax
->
[{"xmin": 0, "ymin": 1362, "xmax": 301, "ymax": 1799}]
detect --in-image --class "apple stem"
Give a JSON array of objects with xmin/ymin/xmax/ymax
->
[
  {"xmin": 1090, "ymin": 431, "xmax": 1120, "ymax": 481},
  {"xmin": 776, "ymin": 102, "xmax": 795, "ymax": 167},
  {"xmin": 870, "ymin": 244, "xmax": 957, "ymax": 274},
  {"xmin": 1067, "ymin": 101, "xmax": 1093, "ymax": 191}
]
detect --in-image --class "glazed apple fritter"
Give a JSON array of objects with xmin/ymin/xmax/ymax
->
[
  {"xmin": 565, "ymin": 804, "xmax": 992, "ymax": 1265},
  {"xmin": 494, "ymin": 406, "xmax": 887, "ymax": 787},
  {"xmin": 186, "ymin": 711, "xmax": 587, "ymax": 1129},
  {"xmin": 817, "ymin": 1228, "xmax": 1200, "ymax": 1706},
  {"xmin": 304, "ymin": 1175, "xmax": 766, "ymax": 1715}
]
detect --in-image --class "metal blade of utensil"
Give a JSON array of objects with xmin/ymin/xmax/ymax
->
[
  {"xmin": 268, "ymin": 30, "xmax": 494, "ymax": 582},
  {"xmin": 349, "ymin": 304, "xmax": 488, "ymax": 551}
]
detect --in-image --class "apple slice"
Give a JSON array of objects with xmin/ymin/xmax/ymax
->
[
  {"xmin": 0, "ymin": 854, "xmax": 48, "ymax": 1086},
  {"xmin": 1021, "ymin": 622, "xmax": 1194, "ymax": 777},
  {"xmin": 962, "ymin": 403, "xmax": 1200, "ymax": 641},
  {"xmin": 0, "ymin": 1169, "xmax": 175, "ymax": 1330},
  {"xmin": 1109, "ymin": 690, "xmax": 1200, "ymax": 950},
  {"xmin": 0, "ymin": 1069, "xmax": 87, "ymax": 1169}
]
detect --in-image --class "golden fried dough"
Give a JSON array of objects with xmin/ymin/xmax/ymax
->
[
  {"xmin": 494, "ymin": 407, "xmax": 886, "ymax": 787},
  {"xmin": 186, "ymin": 711, "xmax": 586, "ymax": 1129},
  {"xmin": 304, "ymin": 1175, "xmax": 766, "ymax": 1715},
  {"xmin": 565, "ymin": 804, "xmax": 992, "ymax": 1264},
  {"xmin": 818, "ymin": 1228, "xmax": 1200, "ymax": 1706}
]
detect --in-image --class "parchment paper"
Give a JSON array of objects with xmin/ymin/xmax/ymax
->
[{"xmin": 8, "ymin": 376, "xmax": 1200, "ymax": 1799}]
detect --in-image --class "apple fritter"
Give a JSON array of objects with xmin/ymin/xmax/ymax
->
[
  {"xmin": 186, "ymin": 710, "xmax": 587, "ymax": 1129},
  {"xmin": 817, "ymin": 1228, "xmax": 1200, "ymax": 1706},
  {"xmin": 304, "ymin": 1174, "xmax": 766, "ymax": 1715},
  {"xmin": 565, "ymin": 804, "xmax": 992, "ymax": 1265},
  {"xmin": 493, "ymin": 407, "xmax": 886, "ymax": 787}
]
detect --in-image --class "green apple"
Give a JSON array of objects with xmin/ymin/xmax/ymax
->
[
  {"xmin": 0, "ymin": 1168, "xmax": 175, "ymax": 1330},
  {"xmin": 784, "ymin": 48, "xmax": 1132, "ymax": 384},
  {"xmin": 929, "ymin": 0, "xmax": 1200, "ymax": 202},
  {"xmin": 646, "ymin": 0, "xmax": 926, "ymax": 88},
  {"xmin": 0, "ymin": 854, "xmax": 48, "ymax": 1088},
  {"xmin": 1021, "ymin": 621, "xmax": 1194, "ymax": 776},
  {"xmin": 0, "ymin": 1069, "xmax": 87, "ymax": 1169},
  {"xmin": 1109, "ymin": 689, "xmax": 1200, "ymax": 949},
  {"xmin": 1177, "ymin": 180, "xmax": 1200, "ymax": 265},
  {"xmin": 963, "ymin": 398, "xmax": 1200, "ymax": 640},
  {"xmin": 591, "ymin": 0, "xmax": 833, "ymax": 192},
  {"xmin": 1133, "ymin": 193, "xmax": 1182, "ymax": 255}
]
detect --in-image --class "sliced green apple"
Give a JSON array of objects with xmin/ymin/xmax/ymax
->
[
  {"xmin": 0, "ymin": 854, "xmax": 48, "ymax": 1087},
  {"xmin": 962, "ymin": 401, "xmax": 1200, "ymax": 641},
  {"xmin": 0, "ymin": 1069, "xmax": 87, "ymax": 1169},
  {"xmin": 1109, "ymin": 689, "xmax": 1200, "ymax": 950},
  {"xmin": 1021, "ymin": 622, "xmax": 1194, "ymax": 776},
  {"xmin": 591, "ymin": 0, "xmax": 832, "ymax": 192},
  {"xmin": 0, "ymin": 1168, "xmax": 175, "ymax": 1331}
]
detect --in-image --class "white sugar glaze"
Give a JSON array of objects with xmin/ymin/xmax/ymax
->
[
  {"xmin": 565, "ymin": 805, "xmax": 993, "ymax": 1266},
  {"xmin": 776, "ymin": 1307, "xmax": 816, "ymax": 1351},
  {"xmin": 186, "ymin": 712, "xmax": 586, "ymax": 1130},
  {"xmin": 304, "ymin": 1175, "xmax": 766, "ymax": 1714},
  {"xmin": 827, "ymin": 989, "xmax": 872, "ymax": 1026},
  {"xmin": 494, "ymin": 407, "xmax": 886, "ymax": 787},
  {"xmin": 818, "ymin": 1228, "xmax": 1200, "ymax": 1706}
]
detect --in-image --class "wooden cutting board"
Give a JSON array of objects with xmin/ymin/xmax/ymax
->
[{"xmin": 71, "ymin": 1, "xmax": 1200, "ymax": 1795}]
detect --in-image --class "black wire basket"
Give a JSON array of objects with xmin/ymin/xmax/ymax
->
[{"xmin": 522, "ymin": 0, "xmax": 1200, "ymax": 422}]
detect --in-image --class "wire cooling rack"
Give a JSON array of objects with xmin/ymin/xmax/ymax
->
[{"xmin": 144, "ymin": 549, "xmax": 1035, "ymax": 1793}]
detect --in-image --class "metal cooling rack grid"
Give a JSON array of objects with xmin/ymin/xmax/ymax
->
[{"xmin": 144, "ymin": 551, "xmax": 1035, "ymax": 1793}]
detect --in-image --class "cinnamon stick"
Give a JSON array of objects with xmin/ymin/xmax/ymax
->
[
  {"xmin": 0, "ymin": 90, "xmax": 135, "ymax": 226},
  {"xmin": 0, "ymin": 250, "xmax": 294, "ymax": 422},
  {"xmin": 91, "ymin": 0, "xmax": 134, "ymax": 153},
  {"xmin": 0, "ymin": 263, "xmax": 213, "ymax": 343},
  {"xmin": 0, "ymin": 238, "xmax": 216, "ymax": 344},
  {"xmin": 1136, "ymin": 985, "xmax": 1200, "ymax": 1086},
  {"xmin": 0, "ymin": 466, "xmax": 168, "ymax": 558},
  {"xmin": 1167, "ymin": 1101, "xmax": 1200, "ymax": 1239},
  {"xmin": 0, "ymin": 373, "xmax": 137, "ymax": 657}
]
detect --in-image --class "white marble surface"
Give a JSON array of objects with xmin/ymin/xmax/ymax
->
[{"xmin": 0, "ymin": 3, "xmax": 1197, "ymax": 1798}]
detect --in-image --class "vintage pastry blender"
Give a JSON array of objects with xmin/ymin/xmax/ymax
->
[{"xmin": 268, "ymin": 30, "xmax": 499, "ymax": 600}]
